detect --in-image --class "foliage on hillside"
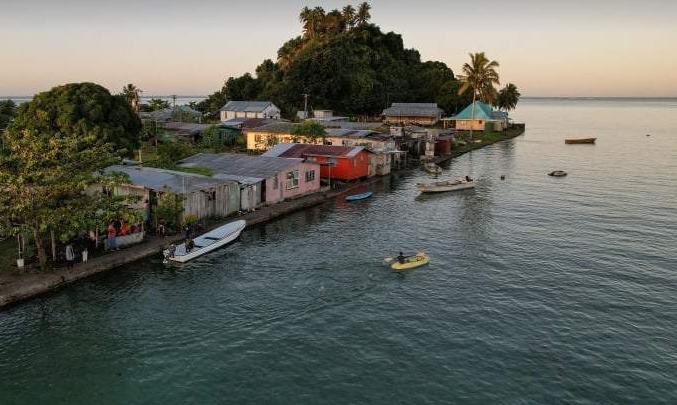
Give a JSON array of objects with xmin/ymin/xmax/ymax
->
[{"xmin": 198, "ymin": 3, "xmax": 472, "ymax": 118}]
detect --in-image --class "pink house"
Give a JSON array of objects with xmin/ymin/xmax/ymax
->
[{"xmin": 179, "ymin": 153, "xmax": 321, "ymax": 207}]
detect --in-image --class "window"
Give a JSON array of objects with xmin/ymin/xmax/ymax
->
[
  {"xmin": 305, "ymin": 170, "xmax": 315, "ymax": 182},
  {"xmin": 255, "ymin": 134, "xmax": 264, "ymax": 143},
  {"xmin": 286, "ymin": 170, "xmax": 299, "ymax": 189},
  {"xmin": 273, "ymin": 175, "xmax": 278, "ymax": 190}
]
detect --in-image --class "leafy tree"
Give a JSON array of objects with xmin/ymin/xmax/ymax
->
[
  {"xmin": 121, "ymin": 83, "xmax": 142, "ymax": 112},
  {"xmin": 9, "ymin": 82, "xmax": 141, "ymax": 156},
  {"xmin": 356, "ymin": 2, "xmax": 372, "ymax": 26},
  {"xmin": 0, "ymin": 83, "xmax": 141, "ymax": 268},
  {"xmin": 342, "ymin": 5, "xmax": 357, "ymax": 28},
  {"xmin": 494, "ymin": 83, "xmax": 521, "ymax": 112},
  {"xmin": 0, "ymin": 100, "xmax": 17, "ymax": 131},
  {"xmin": 149, "ymin": 98, "xmax": 170, "ymax": 111},
  {"xmin": 155, "ymin": 190, "xmax": 184, "ymax": 231},
  {"xmin": 291, "ymin": 121, "xmax": 326, "ymax": 141},
  {"xmin": 457, "ymin": 52, "xmax": 500, "ymax": 136}
]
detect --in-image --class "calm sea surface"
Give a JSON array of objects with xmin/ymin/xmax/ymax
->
[{"xmin": 1, "ymin": 99, "xmax": 676, "ymax": 404}]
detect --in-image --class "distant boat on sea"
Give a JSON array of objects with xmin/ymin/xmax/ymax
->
[{"xmin": 565, "ymin": 138, "xmax": 596, "ymax": 144}]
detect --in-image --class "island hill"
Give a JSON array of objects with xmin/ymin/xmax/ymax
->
[{"xmin": 0, "ymin": 3, "xmax": 522, "ymax": 304}]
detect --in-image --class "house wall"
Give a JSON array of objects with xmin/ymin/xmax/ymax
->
[
  {"xmin": 264, "ymin": 161, "xmax": 321, "ymax": 204},
  {"xmin": 455, "ymin": 119, "xmax": 506, "ymax": 131},
  {"xmin": 246, "ymin": 131, "xmax": 320, "ymax": 150},
  {"xmin": 239, "ymin": 182, "xmax": 262, "ymax": 211},
  {"xmin": 384, "ymin": 115, "xmax": 439, "ymax": 126},
  {"xmin": 306, "ymin": 151, "xmax": 369, "ymax": 181},
  {"xmin": 182, "ymin": 182, "xmax": 240, "ymax": 219}
]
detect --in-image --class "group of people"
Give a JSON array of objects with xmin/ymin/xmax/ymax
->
[{"xmin": 106, "ymin": 220, "xmax": 142, "ymax": 251}]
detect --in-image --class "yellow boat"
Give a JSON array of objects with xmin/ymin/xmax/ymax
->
[{"xmin": 390, "ymin": 253, "xmax": 429, "ymax": 271}]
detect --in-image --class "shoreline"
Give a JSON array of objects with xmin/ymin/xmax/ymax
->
[{"xmin": 0, "ymin": 126, "xmax": 524, "ymax": 309}]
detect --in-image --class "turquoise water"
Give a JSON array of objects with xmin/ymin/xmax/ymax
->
[{"xmin": 1, "ymin": 99, "xmax": 676, "ymax": 404}]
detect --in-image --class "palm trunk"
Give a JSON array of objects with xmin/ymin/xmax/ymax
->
[{"xmin": 470, "ymin": 93, "xmax": 477, "ymax": 140}]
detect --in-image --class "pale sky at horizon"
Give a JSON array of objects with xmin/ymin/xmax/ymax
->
[{"xmin": 2, "ymin": 0, "xmax": 676, "ymax": 97}]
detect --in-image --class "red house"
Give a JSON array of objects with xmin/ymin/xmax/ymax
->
[{"xmin": 262, "ymin": 144, "xmax": 372, "ymax": 181}]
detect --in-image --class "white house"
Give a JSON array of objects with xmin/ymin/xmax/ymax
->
[{"xmin": 219, "ymin": 101, "xmax": 281, "ymax": 122}]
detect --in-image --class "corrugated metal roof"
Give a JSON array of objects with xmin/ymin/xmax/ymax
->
[
  {"xmin": 244, "ymin": 121, "xmax": 296, "ymax": 134},
  {"xmin": 263, "ymin": 144, "xmax": 368, "ymax": 159},
  {"xmin": 163, "ymin": 122, "xmax": 211, "ymax": 133},
  {"xmin": 179, "ymin": 153, "xmax": 303, "ymax": 179},
  {"xmin": 382, "ymin": 103, "xmax": 443, "ymax": 117},
  {"xmin": 220, "ymin": 101, "xmax": 277, "ymax": 113},
  {"xmin": 220, "ymin": 118, "xmax": 280, "ymax": 129},
  {"xmin": 104, "ymin": 165, "xmax": 232, "ymax": 194},
  {"xmin": 451, "ymin": 101, "xmax": 504, "ymax": 121}
]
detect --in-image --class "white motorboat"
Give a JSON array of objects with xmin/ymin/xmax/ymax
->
[
  {"xmin": 416, "ymin": 178, "xmax": 475, "ymax": 193},
  {"xmin": 164, "ymin": 220, "xmax": 246, "ymax": 263}
]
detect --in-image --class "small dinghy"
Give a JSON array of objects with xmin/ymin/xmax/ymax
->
[
  {"xmin": 164, "ymin": 220, "xmax": 246, "ymax": 263},
  {"xmin": 565, "ymin": 138, "xmax": 596, "ymax": 144},
  {"xmin": 423, "ymin": 162, "xmax": 443, "ymax": 175},
  {"xmin": 346, "ymin": 192, "xmax": 373, "ymax": 202},
  {"xmin": 417, "ymin": 178, "xmax": 475, "ymax": 193},
  {"xmin": 385, "ymin": 252, "xmax": 430, "ymax": 271},
  {"xmin": 548, "ymin": 170, "xmax": 567, "ymax": 177}
]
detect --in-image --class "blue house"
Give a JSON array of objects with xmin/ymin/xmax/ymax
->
[{"xmin": 443, "ymin": 101, "xmax": 508, "ymax": 131}]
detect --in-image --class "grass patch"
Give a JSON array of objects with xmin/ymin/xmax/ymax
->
[{"xmin": 173, "ymin": 166, "xmax": 213, "ymax": 176}]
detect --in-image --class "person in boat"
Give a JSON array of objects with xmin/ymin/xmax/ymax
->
[
  {"xmin": 397, "ymin": 251, "xmax": 406, "ymax": 264},
  {"xmin": 465, "ymin": 175, "xmax": 473, "ymax": 182},
  {"xmin": 186, "ymin": 238, "xmax": 195, "ymax": 253}
]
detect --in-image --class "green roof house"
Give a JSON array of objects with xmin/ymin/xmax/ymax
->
[{"xmin": 443, "ymin": 101, "xmax": 508, "ymax": 131}]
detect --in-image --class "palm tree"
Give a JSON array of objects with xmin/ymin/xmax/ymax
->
[
  {"xmin": 299, "ymin": 6, "xmax": 313, "ymax": 37},
  {"xmin": 495, "ymin": 83, "xmax": 521, "ymax": 112},
  {"xmin": 121, "ymin": 83, "xmax": 142, "ymax": 113},
  {"xmin": 356, "ymin": 2, "xmax": 371, "ymax": 26},
  {"xmin": 457, "ymin": 52, "xmax": 500, "ymax": 137},
  {"xmin": 342, "ymin": 5, "xmax": 357, "ymax": 28}
]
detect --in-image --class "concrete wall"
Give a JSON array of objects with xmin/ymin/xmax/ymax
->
[
  {"xmin": 246, "ymin": 131, "xmax": 321, "ymax": 150},
  {"xmin": 455, "ymin": 119, "xmax": 506, "ymax": 131},
  {"xmin": 384, "ymin": 115, "xmax": 439, "ymax": 126}
]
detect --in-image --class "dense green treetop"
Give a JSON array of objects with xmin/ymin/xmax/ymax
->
[
  {"xmin": 198, "ymin": 3, "xmax": 472, "ymax": 118},
  {"xmin": 0, "ymin": 100, "xmax": 17, "ymax": 131},
  {"xmin": 8, "ymin": 83, "xmax": 141, "ymax": 155}
]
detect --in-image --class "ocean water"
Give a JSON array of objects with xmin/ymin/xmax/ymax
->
[{"xmin": 1, "ymin": 98, "xmax": 676, "ymax": 404}]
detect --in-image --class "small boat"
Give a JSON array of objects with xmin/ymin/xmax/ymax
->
[
  {"xmin": 164, "ymin": 220, "xmax": 246, "ymax": 263},
  {"xmin": 423, "ymin": 163, "xmax": 443, "ymax": 175},
  {"xmin": 417, "ymin": 178, "xmax": 475, "ymax": 193},
  {"xmin": 346, "ymin": 192, "xmax": 373, "ymax": 202},
  {"xmin": 388, "ymin": 252, "xmax": 430, "ymax": 271},
  {"xmin": 548, "ymin": 170, "xmax": 567, "ymax": 177},
  {"xmin": 565, "ymin": 138, "xmax": 596, "ymax": 144}
]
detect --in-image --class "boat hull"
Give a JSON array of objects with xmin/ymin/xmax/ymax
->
[
  {"xmin": 167, "ymin": 220, "xmax": 246, "ymax": 263},
  {"xmin": 391, "ymin": 254, "xmax": 429, "ymax": 270},
  {"xmin": 565, "ymin": 138, "xmax": 596, "ymax": 144},
  {"xmin": 417, "ymin": 180, "xmax": 475, "ymax": 193},
  {"xmin": 346, "ymin": 192, "xmax": 373, "ymax": 201}
]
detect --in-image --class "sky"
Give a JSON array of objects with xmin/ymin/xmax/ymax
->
[{"xmin": 1, "ymin": 0, "xmax": 676, "ymax": 97}]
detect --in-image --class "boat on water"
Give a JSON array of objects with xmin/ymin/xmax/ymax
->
[
  {"xmin": 417, "ymin": 178, "xmax": 475, "ymax": 193},
  {"xmin": 565, "ymin": 138, "xmax": 596, "ymax": 144},
  {"xmin": 164, "ymin": 220, "xmax": 246, "ymax": 263},
  {"xmin": 423, "ymin": 163, "xmax": 443, "ymax": 175},
  {"xmin": 548, "ymin": 170, "xmax": 567, "ymax": 177},
  {"xmin": 388, "ymin": 252, "xmax": 430, "ymax": 271},
  {"xmin": 346, "ymin": 192, "xmax": 373, "ymax": 202}
]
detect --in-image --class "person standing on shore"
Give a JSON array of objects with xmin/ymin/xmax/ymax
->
[
  {"xmin": 107, "ymin": 223, "xmax": 118, "ymax": 251},
  {"xmin": 65, "ymin": 244, "xmax": 75, "ymax": 268}
]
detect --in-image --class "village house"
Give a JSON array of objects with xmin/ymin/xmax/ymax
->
[
  {"xmin": 245, "ymin": 122, "xmax": 306, "ymax": 150},
  {"xmin": 104, "ymin": 165, "xmax": 241, "ymax": 221},
  {"xmin": 220, "ymin": 101, "xmax": 281, "ymax": 122},
  {"xmin": 442, "ymin": 101, "xmax": 508, "ymax": 131},
  {"xmin": 263, "ymin": 144, "xmax": 373, "ymax": 181},
  {"xmin": 178, "ymin": 153, "xmax": 321, "ymax": 207},
  {"xmin": 162, "ymin": 122, "xmax": 212, "ymax": 143},
  {"xmin": 323, "ymin": 129, "xmax": 403, "ymax": 175},
  {"xmin": 382, "ymin": 103, "xmax": 444, "ymax": 126}
]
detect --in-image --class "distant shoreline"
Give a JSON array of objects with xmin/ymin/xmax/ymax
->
[{"xmin": 3, "ymin": 96, "xmax": 675, "ymax": 102}]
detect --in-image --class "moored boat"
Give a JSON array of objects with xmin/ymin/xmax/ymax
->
[
  {"xmin": 164, "ymin": 220, "xmax": 246, "ymax": 263},
  {"xmin": 565, "ymin": 138, "xmax": 596, "ymax": 144},
  {"xmin": 346, "ymin": 192, "xmax": 373, "ymax": 202},
  {"xmin": 416, "ymin": 178, "xmax": 475, "ymax": 193},
  {"xmin": 548, "ymin": 170, "xmax": 567, "ymax": 177},
  {"xmin": 423, "ymin": 162, "xmax": 443, "ymax": 175}
]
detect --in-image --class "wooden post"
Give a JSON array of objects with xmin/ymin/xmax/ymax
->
[{"xmin": 50, "ymin": 230, "xmax": 56, "ymax": 261}]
